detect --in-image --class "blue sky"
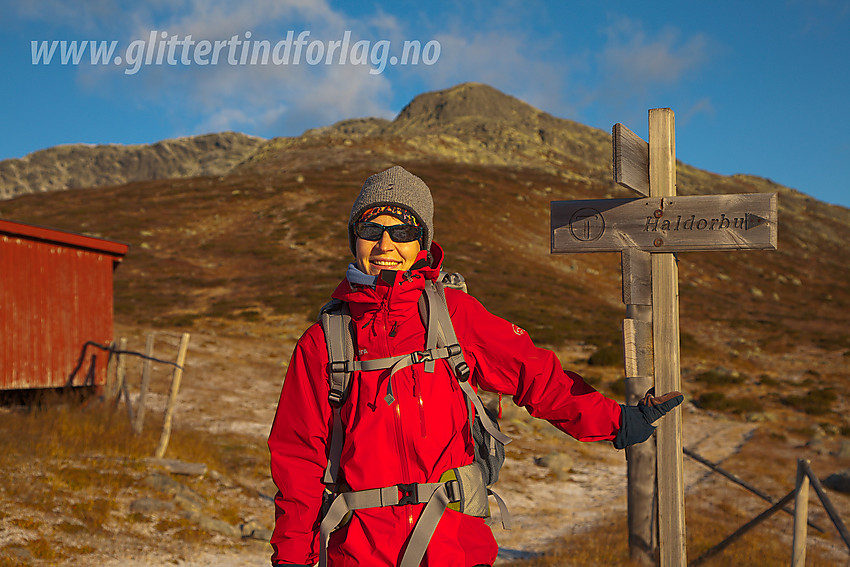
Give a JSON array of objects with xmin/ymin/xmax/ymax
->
[{"xmin": 2, "ymin": 0, "xmax": 848, "ymax": 208}]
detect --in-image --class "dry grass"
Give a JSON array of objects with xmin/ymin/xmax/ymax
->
[
  {"xmin": 501, "ymin": 515, "xmax": 638, "ymax": 566},
  {"xmin": 1, "ymin": 391, "xmax": 149, "ymax": 459},
  {"xmin": 502, "ymin": 487, "xmax": 845, "ymax": 566},
  {"xmin": 499, "ymin": 505, "xmax": 841, "ymax": 567},
  {"xmin": 0, "ymin": 392, "xmax": 271, "ymax": 565},
  {"xmin": 0, "ymin": 390, "xmax": 244, "ymax": 470}
]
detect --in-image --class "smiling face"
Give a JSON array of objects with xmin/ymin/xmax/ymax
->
[{"xmin": 355, "ymin": 214, "xmax": 422, "ymax": 276}]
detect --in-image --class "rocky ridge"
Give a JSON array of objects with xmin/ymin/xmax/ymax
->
[{"xmin": 0, "ymin": 132, "xmax": 264, "ymax": 199}]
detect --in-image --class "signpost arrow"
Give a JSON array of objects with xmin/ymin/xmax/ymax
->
[{"xmin": 745, "ymin": 213, "xmax": 769, "ymax": 230}]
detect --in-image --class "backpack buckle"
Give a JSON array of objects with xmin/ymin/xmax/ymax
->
[
  {"xmin": 396, "ymin": 483, "xmax": 418, "ymax": 505},
  {"xmin": 455, "ymin": 362, "xmax": 470, "ymax": 381},
  {"xmin": 410, "ymin": 350, "xmax": 434, "ymax": 365},
  {"xmin": 328, "ymin": 361, "xmax": 351, "ymax": 374},
  {"xmin": 328, "ymin": 388, "xmax": 346, "ymax": 406},
  {"xmin": 444, "ymin": 479, "xmax": 461, "ymax": 503}
]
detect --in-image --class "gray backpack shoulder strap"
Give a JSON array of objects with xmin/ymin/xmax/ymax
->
[
  {"xmin": 319, "ymin": 299, "xmax": 353, "ymax": 485},
  {"xmin": 420, "ymin": 280, "xmax": 513, "ymax": 530},
  {"xmin": 320, "ymin": 299, "xmax": 354, "ymax": 407},
  {"xmin": 420, "ymin": 281, "xmax": 511, "ymax": 446}
]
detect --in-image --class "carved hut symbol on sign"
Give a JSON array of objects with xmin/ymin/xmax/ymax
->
[{"xmin": 569, "ymin": 208, "xmax": 605, "ymax": 241}]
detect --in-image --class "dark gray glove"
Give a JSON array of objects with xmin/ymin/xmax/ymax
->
[{"xmin": 613, "ymin": 390, "xmax": 684, "ymax": 449}]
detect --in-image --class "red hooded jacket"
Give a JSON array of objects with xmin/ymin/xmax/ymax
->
[{"xmin": 268, "ymin": 244, "xmax": 622, "ymax": 566}]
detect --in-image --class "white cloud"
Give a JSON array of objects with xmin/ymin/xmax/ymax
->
[
  {"xmin": 136, "ymin": 0, "xmax": 347, "ymax": 43},
  {"xmin": 18, "ymin": 1, "xmax": 647, "ymax": 139},
  {"xmin": 187, "ymin": 61, "xmax": 395, "ymax": 136},
  {"xmin": 598, "ymin": 17, "xmax": 712, "ymax": 92},
  {"xmin": 197, "ymin": 106, "xmax": 256, "ymax": 133},
  {"xmin": 17, "ymin": 0, "xmax": 585, "ymax": 139},
  {"xmin": 60, "ymin": 0, "xmax": 407, "ymax": 137},
  {"xmin": 9, "ymin": 0, "xmax": 123, "ymax": 33},
  {"xmin": 275, "ymin": 65, "xmax": 395, "ymax": 131},
  {"xmin": 678, "ymin": 97, "xmax": 716, "ymax": 126},
  {"xmin": 568, "ymin": 16, "xmax": 719, "ymax": 131},
  {"xmin": 416, "ymin": 30, "xmax": 580, "ymax": 118}
]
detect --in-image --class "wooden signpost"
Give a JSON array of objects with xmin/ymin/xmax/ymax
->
[{"xmin": 550, "ymin": 108, "xmax": 777, "ymax": 566}]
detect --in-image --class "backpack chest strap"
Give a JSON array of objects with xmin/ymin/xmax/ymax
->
[
  {"xmin": 322, "ymin": 342, "xmax": 470, "ymax": 485},
  {"xmin": 329, "ymin": 344, "xmax": 463, "ymax": 406},
  {"xmin": 331, "ymin": 344, "xmax": 463, "ymax": 375}
]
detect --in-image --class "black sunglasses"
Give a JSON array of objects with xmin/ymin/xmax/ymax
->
[{"xmin": 354, "ymin": 221, "xmax": 423, "ymax": 243}]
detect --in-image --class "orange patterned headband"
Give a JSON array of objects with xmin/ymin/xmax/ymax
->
[{"xmin": 358, "ymin": 206, "xmax": 419, "ymax": 226}]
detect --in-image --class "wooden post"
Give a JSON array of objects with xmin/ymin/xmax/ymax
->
[
  {"xmin": 155, "ymin": 333, "xmax": 190, "ymax": 459},
  {"xmin": 104, "ymin": 343, "xmax": 116, "ymax": 399},
  {"xmin": 792, "ymin": 459, "xmax": 810, "ymax": 567},
  {"xmin": 113, "ymin": 337, "xmax": 128, "ymax": 406},
  {"xmin": 801, "ymin": 459, "xmax": 850, "ymax": 549},
  {"xmin": 649, "ymin": 108, "xmax": 686, "ymax": 567},
  {"xmin": 622, "ymin": 248, "xmax": 657, "ymax": 564},
  {"xmin": 133, "ymin": 333, "xmax": 155, "ymax": 435},
  {"xmin": 121, "ymin": 371, "xmax": 135, "ymax": 426}
]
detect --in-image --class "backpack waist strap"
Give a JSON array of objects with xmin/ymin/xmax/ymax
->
[{"xmin": 318, "ymin": 463, "xmax": 489, "ymax": 567}]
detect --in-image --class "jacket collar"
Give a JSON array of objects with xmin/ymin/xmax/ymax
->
[{"xmin": 331, "ymin": 242, "xmax": 444, "ymax": 306}]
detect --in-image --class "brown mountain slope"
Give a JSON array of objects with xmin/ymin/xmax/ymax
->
[{"xmin": 0, "ymin": 132, "xmax": 264, "ymax": 199}]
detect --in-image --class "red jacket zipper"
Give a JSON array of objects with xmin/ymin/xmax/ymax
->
[{"xmin": 382, "ymin": 301, "xmax": 415, "ymax": 527}]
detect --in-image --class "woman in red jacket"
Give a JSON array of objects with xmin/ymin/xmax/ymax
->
[{"xmin": 268, "ymin": 166, "xmax": 682, "ymax": 566}]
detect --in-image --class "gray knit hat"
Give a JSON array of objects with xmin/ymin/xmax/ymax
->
[{"xmin": 348, "ymin": 166, "xmax": 434, "ymax": 256}]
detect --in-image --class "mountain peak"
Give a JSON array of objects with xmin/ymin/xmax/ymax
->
[{"xmin": 390, "ymin": 82, "xmax": 545, "ymax": 133}]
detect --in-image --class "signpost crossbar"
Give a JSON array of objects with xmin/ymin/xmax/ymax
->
[{"xmin": 551, "ymin": 194, "xmax": 777, "ymax": 253}]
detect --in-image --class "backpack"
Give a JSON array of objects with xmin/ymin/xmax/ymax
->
[{"xmin": 315, "ymin": 272, "xmax": 512, "ymax": 567}]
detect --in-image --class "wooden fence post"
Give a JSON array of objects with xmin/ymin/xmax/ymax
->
[
  {"xmin": 684, "ymin": 448, "xmax": 824, "ymax": 533},
  {"xmin": 103, "ymin": 343, "xmax": 116, "ymax": 399},
  {"xmin": 792, "ymin": 459, "xmax": 810, "ymax": 567},
  {"xmin": 801, "ymin": 460, "xmax": 850, "ymax": 549},
  {"xmin": 133, "ymin": 333, "xmax": 155, "ymax": 435},
  {"xmin": 112, "ymin": 337, "xmax": 128, "ymax": 406},
  {"xmin": 121, "ymin": 371, "xmax": 135, "ymax": 426},
  {"xmin": 154, "ymin": 333, "xmax": 190, "ymax": 459},
  {"xmin": 649, "ymin": 108, "xmax": 686, "ymax": 567}
]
